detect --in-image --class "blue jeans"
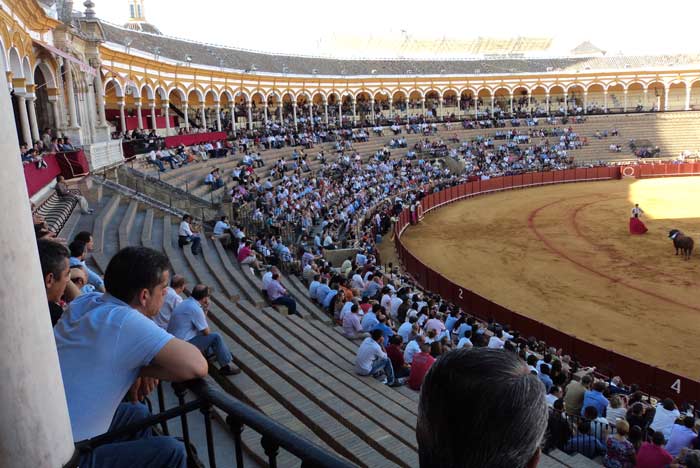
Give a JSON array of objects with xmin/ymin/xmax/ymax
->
[
  {"xmin": 80, "ymin": 402, "xmax": 186, "ymax": 468},
  {"xmin": 178, "ymin": 235, "xmax": 201, "ymax": 255},
  {"xmin": 148, "ymin": 159, "xmax": 165, "ymax": 171},
  {"xmin": 189, "ymin": 333, "xmax": 232, "ymax": 367},
  {"xmin": 370, "ymin": 357, "xmax": 395, "ymax": 385},
  {"xmin": 272, "ymin": 295, "xmax": 299, "ymax": 316}
]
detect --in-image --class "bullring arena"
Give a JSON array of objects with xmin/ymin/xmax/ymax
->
[{"xmin": 400, "ymin": 175, "xmax": 700, "ymax": 380}]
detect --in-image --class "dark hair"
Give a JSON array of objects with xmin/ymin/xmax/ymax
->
[
  {"xmin": 684, "ymin": 417, "xmax": 696, "ymax": 428},
  {"xmin": 171, "ymin": 274, "xmax": 186, "ymax": 289},
  {"xmin": 191, "ymin": 284, "xmax": 210, "ymax": 301},
  {"xmin": 389, "ymin": 335, "xmax": 403, "ymax": 346},
  {"xmin": 104, "ymin": 247, "xmax": 171, "ymax": 304},
  {"xmin": 74, "ymin": 231, "xmax": 93, "ymax": 244},
  {"xmin": 370, "ymin": 329, "xmax": 383, "ymax": 341},
  {"xmin": 38, "ymin": 239, "xmax": 70, "ymax": 280},
  {"xmin": 68, "ymin": 240, "xmax": 86, "ymax": 258},
  {"xmin": 651, "ymin": 430, "xmax": 666, "ymax": 445},
  {"xmin": 417, "ymin": 348, "xmax": 547, "ymax": 468}
]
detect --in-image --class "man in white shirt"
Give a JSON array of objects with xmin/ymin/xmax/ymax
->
[
  {"xmin": 178, "ymin": 214, "xmax": 201, "ymax": 255},
  {"xmin": 212, "ymin": 215, "xmax": 232, "ymax": 247},
  {"xmin": 487, "ymin": 330, "xmax": 505, "ymax": 349},
  {"xmin": 153, "ymin": 275, "xmax": 186, "ymax": 329},
  {"xmin": 404, "ymin": 335, "xmax": 425, "ymax": 364},
  {"xmin": 167, "ymin": 285, "xmax": 240, "ymax": 375},
  {"xmin": 355, "ymin": 329, "xmax": 398, "ymax": 386}
]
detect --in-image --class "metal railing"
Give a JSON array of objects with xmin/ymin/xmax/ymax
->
[{"xmin": 70, "ymin": 379, "xmax": 353, "ymax": 468}]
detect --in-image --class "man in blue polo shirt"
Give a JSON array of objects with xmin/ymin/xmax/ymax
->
[
  {"xmin": 168, "ymin": 284, "xmax": 241, "ymax": 375},
  {"xmin": 581, "ymin": 380, "xmax": 609, "ymax": 418},
  {"xmin": 54, "ymin": 247, "xmax": 208, "ymax": 468}
]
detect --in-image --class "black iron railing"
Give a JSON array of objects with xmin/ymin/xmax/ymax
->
[{"xmin": 69, "ymin": 379, "xmax": 354, "ymax": 468}]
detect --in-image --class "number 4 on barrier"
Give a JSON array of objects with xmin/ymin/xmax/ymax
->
[{"xmin": 671, "ymin": 379, "xmax": 681, "ymax": 394}]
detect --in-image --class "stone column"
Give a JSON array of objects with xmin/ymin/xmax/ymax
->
[
  {"xmin": 324, "ymin": 100, "xmax": 329, "ymax": 125},
  {"xmin": 246, "ymin": 103, "xmax": 253, "ymax": 129},
  {"xmin": 685, "ymin": 85, "xmax": 691, "ymax": 111},
  {"xmin": 50, "ymin": 98, "xmax": 62, "ymax": 132},
  {"xmin": 387, "ymin": 98, "xmax": 392, "ymax": 119},
  {"xmin": 16, "ymin": 94, "xmax": 32, "ymax": 146},
  {"xmin": 64, "ymin": 66, "xmax": 79, "ymax": 128},
  {"xmin": 545, "ymin": 93, "xmax": 550, "ymax": 115},
  {"xmin": 643, "ymin": 89, "xmax": 649, "ymax": 110},
  {"xmin": 230, "ymin": 103, "xmax": 236, "ymax": 134},
  {"xmin": 352, "ymin": 100, "xmax": 357, "ymax": 124},
  {"xmin": 135, "ymin": 100, "xmax": 143, "ymax": 129},
  {"xmin": 200, "ymin": 103, "xmax": 207, "ymax": 129},
  {"xmin": 474, "ymin": 97, "xmax": 478, "ymax": 115},
  {"xmin": 277, "ymin": 102, "xmax": 282, "ymax": 123},
  {"xmin": 491, "ymin": 95, "xmax": 495, "ymax": 114},
  {"xmin": 309, "ymin": 102, "xmax": 314, "ymax": 127},
  {"xmin": 292, "ymin": 103, "xmax": 298, "ymax": 127},
  {"xmin": 215, "ymin": 104, "xmax": 222, "ymax": 131},
  {"xmin": 118, "ymin": 101, "xmax": 126, "ymax": 133},
  {"xmin": 439, "ymin": 98, "xmax": 444, "ymax": 119},
  {"xmin": 370, "ymin": 99, "xmax": 375, "ymax": 124},
  {"xmin": 163, "ymin": 103, "xmax": 171, "ymax": 132},
  {"xmin": 27, "ymin": 96, "xmax": 41, "ymax": 142},
  {"xmin": 623, "ymin": 90, "xmax": 628, "ymax": 112},
  {"xmin": 263, "ymin": 105, "xmax": 268, "ymax": 125},
  {"xmin": 527, "ymin": 93, "xmax": 532, "ymax": 112},
  {"xmin": 603, "ymin": 91, "xmax": 608, "ymax": 111},
  {"xmin": 563, "ymin": 94, "xmax": 568, "ymax": 115},
  {"xmin": 94, "ymin": 69, "xmax": 107, "ymax": 126},
  {"xmin": 0, "ymin": 64, "xmax": 75, "ymax": 468},
  {"xmin": 150, "ymin": 102, "xmax": 157, "ymax": 130},
  {"xmin": 509, "ymin": 93, "xmax": 514, "ymax": 114},
  {"xmin": 183, "ymin": 103, "xmax": 189, "ymax": 128},
  {"xmin": 583, "ymin": 92, "xmax": 588, "ymax": 114},
  {"xmin": 421, "ymin": 98, "xmax": 425, "ymax": 116},
  {"xmin": 338, "ymin": 101, "xmax": 342, "ymax": 125},
  {"xmin": 663, "ymin": 87, "xmax": 670, "ymax": 111}
]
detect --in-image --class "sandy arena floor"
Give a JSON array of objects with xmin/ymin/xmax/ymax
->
[{"xmin": 400, "ymin": 177, "xmax": 700, "ymax": 380}]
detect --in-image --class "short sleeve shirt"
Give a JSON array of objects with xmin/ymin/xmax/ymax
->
[
  {"xmin": 54, "ymin": 293, "xmax": 173, "ymax": 441},
  {"xmin": 153, "ymin": 287, "xmax": 183, "ymax": 329},
  {"xmin": 167, "ymin": 297, "xmax": 208, "ymax": 342}
]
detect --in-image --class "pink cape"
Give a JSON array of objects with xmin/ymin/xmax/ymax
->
[{"xmin": 629, "ymin": 217, "xmax": 648, "ymax": 235}]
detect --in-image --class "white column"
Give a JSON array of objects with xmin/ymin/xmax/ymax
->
[
  {"xmin": 685, "ymin": 85, "xmax": 691, "ymax": 111},
  {"xmin": 509, "ymin": 93, "xmax": 514, "ymax": 114},
  {"xmin": 370, "ymin": 99, "xmax": 375, "ymax": 123},
  {"xmin": 135, "ymin": 101, "xmax": 143, "ymax": 129},
  {"xmin": 545, "ymin": 93, "xmax": 550, "ymax": 115},
  {"xmin": 64, "ymin": 66, "xmax": 79, "ymax": 128},
  {"xmin": 474, "ymin": 97, "xmax": 478, "ymax": 115},
  {"xmin": 643, "ymin": 89, "xmax": 649, "ymax": 110},
  {"xmin": 27, "ymin": 97, "xmax": 40, "ymax": 142},
  {"xmin": 527, "ymin": 93, "xmax": 531, "ymax": 113},
  {"xmin": 338, "ymin": 101, "xmax": 342, "ymax": 125},
  {"xmin": 163, "ymin": 104, "xmax": 171, "ymax": 132},
  {"xmin": 200, "ymin": 103, "xmax": 207, "ymax": 129},
  {"xmin": 292, "ymin": 103, "xmax": 298, "ymax": 127},
  {"xmin": 277, "ymin": 102, "xmax": 282, "ymax": 123},
  {"xmin": 0, "ymin": 65, "xmax": 75, "ymax": 468},
  {"xmin": 263, "ymin": 105, "xmax": 268, "ymax": 125},
  {"xmin": 94, "ymin": 69, "xmax": 107, "ymax": 126},
  {"xmin": 16, "ymin": 94, "xmax": 32, "ymax": 146},
  {"xmin": 246, "ymin": 103, "xmax": 253, "ymax": 129},
  {"xmin": 150, "ymin": 102, "xmax": 157, "ymax": 130},
  {"xmin": 421, "ymin": 98, "xmax": 426, "ymax": 116},
  {"xmin": 323, "ymin": 101, "xmax": 329, "ymax": 125},
  {"xmin": 230, "ymin": 103, "xmax": 236, "ymax": 134},
  {"xmin": 387, "ymin": 98, "xmax": 392, "ymax": 119},
  {"xmin": 663, "ymin": 87, "xmax": 670, "ymax": 111},
  {"xmin": 623, "ymin": 90, "xmax": 628, "ymax": 112},
  {"xmin": 183, "ymin": 103, "xmax": 189, "ymax": 128},
  {"xmin": 563, "ymin": 94, "xmax": 568, "ymax": 115},
  {"xmin": 118, "ymin": 101, "xmax": 126, "ymax": 133},
  {"xmin": 491, "ymin": 95, "xmax": 495, "ymax": 114},
  {"xmin": 215, "ymin": 104, "xmax": 222, "ymax": 131},
  {"xmin": 352, "ymin": 100, "xmax": 356, "ymax": 123},
  {"xmin": 439, "ymin": 98, "xmax": 444, "ymax": 119},
  {"xmin": 309, "ymin": 103, "xmax": 314, "ymax": 127},
  {"xmin": 583, "ymin": 92, "xmax": 588, "ymax": 114},
  {"xmin": 50, "ymin": 98, "xmax": 62, "ymax": 132},
  {"xmin": 603, "ymin": 91, "xmax": 608, "ymax": 111}
]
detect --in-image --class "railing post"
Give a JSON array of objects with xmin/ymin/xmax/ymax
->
[
  {"xmin": 173, "ymin": 383, "xmax": 194, "ymax": 461},
  {"xmin": 200, "ymin": 402, "xmax": 217, "ymax": 468},
  {"xmin": 156, "ymin": 382, "xmax": 170, "ymax": 435},
  {"xmin": 261, "ymin": 435, "xmax": 280, "ymax": 468},
  {"xmin": 226, "ymin": 415, "xmax": 245, "ymax": 468}
]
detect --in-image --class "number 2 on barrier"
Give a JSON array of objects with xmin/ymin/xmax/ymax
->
[
  {"xmin": 671, "ymin": 379, "xmax": 681, "ymax": 394},
  {"xmin": 458, "ymin": 289, "xmax": 463, "ymax": 300}
]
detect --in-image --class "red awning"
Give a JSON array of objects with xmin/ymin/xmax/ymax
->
[{"xmin": 33, "ymin": 40, "xmax": 97, "ymax": 76}]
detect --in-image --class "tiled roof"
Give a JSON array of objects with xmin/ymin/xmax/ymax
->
[{"xmin": 100, "ymin": 21, "xmax": 700, "ymax": 77}]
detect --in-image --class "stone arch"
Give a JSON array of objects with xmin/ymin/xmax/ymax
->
[
  {"xmin": 187, "ymin": 87, "xmax": 204, "ymax": 106},
  {"xmin": 476, "ymin": 88, "xmax": 492, "ymax": 111},
  {"xmin": 689, "ymin": 79, "xmax": 700, "ymax": 110},
  {"xmin": 667, "ymin": 81, "xmax": 686, "ymax": 111},
  {"xmin": 606, "ymin": 83, "xmax": 625, "ymax": 111},
  {"xmin": 204, "ymin": 89, "xmax": 219, "ymax": 106},
  {"xmin": 548, "ymin": 85, "xmax": 565, "ymax": 113},
  {"xmin": 626, "ymin": 82, "xmax": 646, "ymax": 110},
  {"xmin": 492, "ymin": 87, "xmax": 510, "ymax": 112},
  {"xmin": 0, "ymin": 37, "xmax": 8, "ymax": 73},
  {"xmin": 646, "ymin": 81, "xmax": 665, "ymax": 111},
  {"xmin": 566, "ymin": 84, "xmax": 585, "ymax": 111},
  {"xmin": 22, "ymin": 56, "xmax": 33, "ymax": 84},
  {"xmin": 326, "ymin": 91, "xmax": 340, "ymax": 106},
  {"xmin": 586, "ymin": 83, "xmax": 605, "ymax": 110},
  {"xmin": 311, "ymin": 91, "xmax": 325, "ymax": 106},
  {"xmin": 168, "ymin": 87, "xmax": 186, "ymax": 107},
  {"xmin": 104, "ymin": 77, "xmax": 124, "ymax": 98},
  {"xmin": 511, "ymin": 86, "xmax": 529, "ymax": 112},
  {"xmin": 32, "ymin": 63, "xmax": 55, "ymax": 132},
  {"xmin": 407, "ymin": 89, "xmax": 423, "ymax": 111},
  {"xmin": 8, "ymin": 47, "xmax": 22, "ymax": 79}
]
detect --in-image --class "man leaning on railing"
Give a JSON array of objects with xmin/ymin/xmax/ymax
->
[{"xmin": 54, "ymin": 246, "xmax": 208, "ymax": 467}]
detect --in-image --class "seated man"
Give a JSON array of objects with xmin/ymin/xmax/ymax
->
[
  {"xmin": 55, "ymin": 175, "xmax": 93, "ymax": 214},
  {"xmin": 146, "ymin": 149, "xmax": 166, "ymax": 171},
  {"xmin": 38, "ymin": 239, "xmax": 80, "ymax": 326},
  {"xmin": 54, "ymin": 247, "xmax": 209, "ymax": 468},
  {"xmin": 342, "ymin": 304, "xmax": 367, "ymax": 339},
  {"xmin": 73, "ymin": 231, "xmax": 105, "ymax": 291},
  {"xmin": 417, "ymin": 348, "xmax": 548, "ymax": 468},
  {"xmin": 69, "ymin": 239, "xmax": 105, "ymax": 292},
  {"xmin": 355, "ymin": 329, "xmax": 399, "ymax": 387},
  {"xmin": 167, "ymin": 284, "xmax": 240, "ymax": 375},
  {"xmin": 407, "ymin": 341, "xmax": 435, "ymax": 391},
  {"xmin": 212, "ymin": 215, "xmax": 232, "ymax": 247},
  {"xmin": 178, "ymin": 214, "xmax": 201, "ymax": 255},
  {"xmin": 266, "ymin": 272, "xmax": 299, "ymax": 316},
  {"xmin": 153, "ymin": 274, "xmax": 186, "ymax": 330},
  {"xmin": 237, "ymin": 240, "xmax": 263, "ymax": 271}
]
